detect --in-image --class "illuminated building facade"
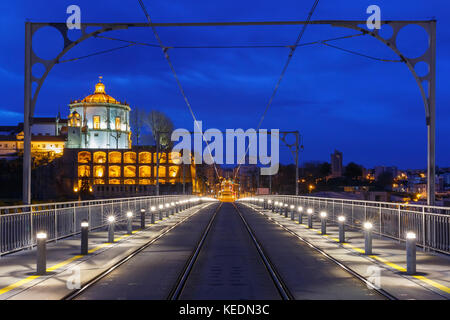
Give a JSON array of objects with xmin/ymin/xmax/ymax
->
[
  {"xmin": 67, "ymin": 77, "xmax": 131, "ymax": 149},
  {"xmin": 0, "ymin": 117, "xmax": 66, "ymax": 162}
]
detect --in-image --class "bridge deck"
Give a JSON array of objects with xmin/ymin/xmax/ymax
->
[{"xmin": 0, "ymin": 202, "xmax": 447, "ymax": 300}]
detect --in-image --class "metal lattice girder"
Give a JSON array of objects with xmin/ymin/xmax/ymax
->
[{"xmin": 24, "ymin": 20, "xmax": 436, "ymax": 204}]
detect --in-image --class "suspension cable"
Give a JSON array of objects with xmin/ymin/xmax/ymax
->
[
  {"xmin": 137, "ymin": 0, "xmax": 221, "ymax": 180},
  {"xmin": 234, "ymin": 0, "xmax": 320, "ymax": 180}
]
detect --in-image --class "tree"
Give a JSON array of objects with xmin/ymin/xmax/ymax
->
[
  {"xmin": 344, "ymin": 162, "xmax": 363, "ymax": 180},
  {"xmin": 130, "ymin": 106, "xmax": 145, "ymax": 145},
  {"xmin": 319, "ymin": 162, "xmax": 331, "ymax": 177},
  {"xmin": 144, "ymin": 110, "xmax": 174, "ymax": 149}
]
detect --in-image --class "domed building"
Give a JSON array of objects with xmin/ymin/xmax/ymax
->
[{"xmin": 67, "ymin": 77, "xmax": 131, "ymax": 149}]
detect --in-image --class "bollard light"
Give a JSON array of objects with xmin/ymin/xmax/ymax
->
[
  {"xmin": 150, "ymin": 206, "xmax": 156, "ymax": 224},
  {"xmin": 127, "ymin": 211, "xmax": 133, "ymax": 235},
  {"xmin": 290, "ymin": 205, "xmax": 295, "ymax": 220},
  {"xmin": 364, "ymin": 222, "xmax": 373, "ymax": 255},
  {"xmin": 284, "ymin": 203, "xmax": 289, "ymax": 217},
  {"xmin": 36, "ymin": 232, "xmax": 47, "ymax": 275},
  {"xmin": 108, "ymin": 215, "xmax": 115, "ymax": 243},
  {"xmin": 158, "ymin": 204, "xmax": 164, "ymax": 220},
  {"xmin": 139, "ymin": 209, "xmax": 146, "ymax": 229},
  {"xmin": 338, "ymin": 216, "xmax": 346, "ymax": 243},
  {"xmin": 81, "ymin": 220, "xmax": 89, "ymax": 255},
  {"xmin": 320, "ymin": 211, "xmax": 327, "ymax": 235},
  {"xmin": 406, "ymin": 232, "xmax": 417, "ymax": 275},
  {"xmin": 297, "ymin": 206, "xmax": 303, "ymax": 224},
  {"xmin": 307, "ymin": 208, "xmax": 313, "ymax": 229}
]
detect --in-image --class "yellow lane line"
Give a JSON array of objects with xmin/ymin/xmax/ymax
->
[
  {"xmin": 281, "ymin": 213, "xmax": 450, "ymax": 295},
  {"xmin": 0, "ymin": 276, "xmax": 40, "ymax": 296},
  {"xmin": 0, "ymin": 217, "xmax": 170, "ymax": 297},
  {"xmin": 413, "ymin": 276, "xmax": 450, "ymax": 294}
]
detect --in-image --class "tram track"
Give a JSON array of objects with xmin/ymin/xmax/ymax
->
[
  {"xmin": 63, "ymin": 202, "xmax": 215, "ymax": 300},
  {"xmin": 169, "ymin": 202, "xmax": 292, "ymax": 300},
  {"xmin": 240, "ymin": 202, "xmax": 396, "ymax": 300}
]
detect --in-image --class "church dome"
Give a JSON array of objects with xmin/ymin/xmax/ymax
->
[{"xmin": 81, "ymin": 76, "xmax": 119, "ymax": 104}]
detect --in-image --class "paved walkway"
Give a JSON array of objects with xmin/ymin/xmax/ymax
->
[
  {"xmin": 0, "ymin": 203, "xmax": 213, "ymax": 300},
  {"xmin": 244, "ymin": 203, "xmax": 450, "ymax": 300}
]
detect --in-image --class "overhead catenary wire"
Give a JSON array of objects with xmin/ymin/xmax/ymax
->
[
  {"xmin": 136, "ymin": 0, "xmax": 221, "ymax": 180},
  {"xmin": 320, "ymin": 41, "xmax": 404, "ymax": 63},
  {"xmin": 234, "ymin": 0, "xmax": 320, "ymax": 180}
]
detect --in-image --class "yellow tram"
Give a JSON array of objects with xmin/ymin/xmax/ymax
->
[{"xmin": 217, "ymin": 179, "xmax": 239, "ymax": 202}]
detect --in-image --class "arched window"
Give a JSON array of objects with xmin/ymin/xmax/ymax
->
[
  {"xmin": 94, "ymin": 165, "xmax": 105, "ymax": 178},
  {"xmin": 124, "ymin": 152, "xmax": 136, "ymax": 163},
  {"xmin": 139, "ymin": 179, "xmax": 151, "ymax": 185},
  {"xmin": 124, "ymin": 179, "xmax": 136, "ymax": 185},
  {"xmin": 153, "ymin": 152, "xmax": 166, "ymax": 163},
  {"xmin": 124, "ymin": 165, "xmax": 136, "ymax": 177},
  {"xmin": 69, "ymin": 111, "xmax": 81, "ymax": 127},
  {"xmin": 139, "ymin": 166, "xmax": 151, "ymax": 178},
  {"xmin": 93, "ymin": 151, "xmax": 106, "ymax": 163},
  {"xmin": 169, "ymin": 152, "xmax": 181, "ymax": 164},
  {"xmin": 78, "ymin": 165, "xmax": 90, "ymax": 177},
  {"xmin": 154, "ymin": 166, "xmax": 166, "ymax": 178},
  {"xmin": 139, "ymin": 152, "xmax": 151, "ymax": 163},
  {"xmin": 109, "ymin": 179, "xmax": 120, "ymax": 185},
  {"xmin": 109, "ymin": 151, "xmax": 121, "ymax": 163},
  {"xmin": 78, "ymin": 151, "xmax": 91, "ymax": 163},
  {"xmin": 109, "ymin": 165, "xmax": 121, "ymax": 178},
  {"xmin": 169, "ymin": 166, "xmax": 179, "ymax": 178}
]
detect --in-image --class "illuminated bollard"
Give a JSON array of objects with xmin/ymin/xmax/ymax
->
[
  {"xmin": 159, "ymin": 204, "xmax": 164, "ymax": 220},
  {"xmin": 175, "ymin": 202, "xmax": 179, "ymax": 213},
  {"xmin": 272, "ymin": 201, "xmax": 277, "ymax": 212},
  {"xmin": 108, "ymin": 215, "xmax": 115, "ymax": 243},
  {"xmin": 406, "ymin": 232, "xmax": 417, "ymax": 275},
  {"xmin": 171, "ymin": 202, "xmax": 175, "ymax": 215},
  {"xmin": 284, "ymin": 204, "xmax": 288, "ymax": 217},
  {"xmin": 140, "ymin": 209, "xmax": 146, "ymax": 229},
  {"xmin": 307, "ymin": 208, "xmax": 313, "ymax": 228},
  {"xmin": 81, "ymin": 220, "xmax": 89, "ymax": 255},
  {"xmin": 127, "ymin": 211, "xmax": 133, "ymax": 235},
  {"xmin": 150, "ymin": 206, "xmax": 156, "ymax": 224},
  {"xmin": 165, "ymin": 203, "xmax": 170, "ymax": 218},
  {"xmin": 320, "ymin": 211, "xmax": 327, "ymax": 235},
  {"xmin": 36, "ymin": 232, "xmax": 47, "ymax": 275},
  {"xmin": 268, "ymin": 200, "xmax": 272, "ymax": 211},
  {"xmin": 298, "ymin": 206, "xmax": 303, "ymax": 224},
  {"xmin": 338, "ymin": 216, "xmax": 346, "ymax": 243},
  {"xmin": 290, "ymin": 205, "xmax": 295, "ymax": 220},
  {"xmin": 364, "ymin": 222, "xmax": 373, "ymax": 255}
]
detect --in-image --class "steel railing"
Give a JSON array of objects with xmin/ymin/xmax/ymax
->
[
  {"xmin": 0, "ymin": 195, "xmax": 193, "ymax": 256},
  {"xmin": 253, "ymin": 195, "xmax": 450, "ymax": 254}
]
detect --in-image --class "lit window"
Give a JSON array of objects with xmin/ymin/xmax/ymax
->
[
  {"xmin": 115, "ymin": 117, "xmax": 121, "ymax": 130},
  {"xmin": 93, "ymin": 116, "xmax": 100, "ymax": 129}
]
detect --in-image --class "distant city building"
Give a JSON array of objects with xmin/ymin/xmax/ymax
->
[
  {"xmin": 330, "ymin": 150, "xmax": 343, "ymax": 178},
  {"xmin": 0, "ymin": 117, "xmax": 66, "ymax": 162},
  {"xmin": 0, "ymin": 76, "xmax": 198, "ymax": 200},
  {"xmin": 374, "ymin": 166, "xmax": 398, "ymax": 179}
]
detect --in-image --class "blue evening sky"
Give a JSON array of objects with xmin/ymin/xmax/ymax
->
[{"xmin": 0, "ymin": 1, "xmax": 448, "ymax": 169}]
